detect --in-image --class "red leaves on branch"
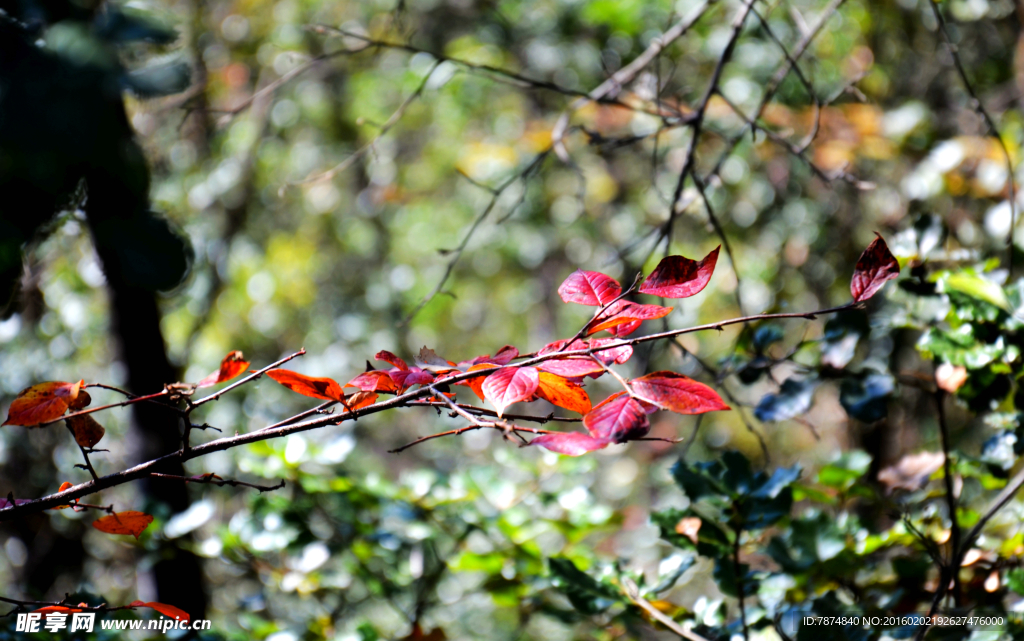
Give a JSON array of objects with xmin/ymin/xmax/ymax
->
[
  {"xmin": 197, "ymin": 351, "xmax": 251, "ymax": 388},
  {"xmin": 3, "ymin": 380, "xmax": 83, "ymax": 427},
  {"xmin": 267, "ymin": 369, "xmax": 345, "ymax": 401},
  {"xmin": 129, "ymin": 601, "xmax": 191, "ymax": 624},
  {"xmin": 851, "ymin": 234, "xmax": 900, "ymax": 302},
  {"xmin": 454, "ymin": 363, "xmax": 499, "ymax": 401},
  {"xmin": 630, "ymin": 371, "xmax": 730, "ymax": 415},
  {"xmin": 36, "ymin": 605, "xmax": 84, "ymax": 614},
  {"xmin": 341, "ymin": 391, "xmax": 378, "ymax": 413},
  {"xmin": 587, "ymin": 301, "xmax": 673, "ymax": 335},
  {"xmin": 639, "ymin": 246, "xmax": 720, "ymax": 298},
  {"xmin": 529, "ymin": 431, "xmax": 611, "ymax": 456},
  {"xmin": 583, "ymin": 392, "xmax": 650, "ymax": 442},
  {"xmin": 558, "ymin": 270, "xmax": 622, "ymax": 306},
  {"xmin": 481, "ymin": 366, "xmax": 539, "ymax": 416},
  {"xmin": 535, "ymin": 372, "xmax": 592, "ymax": 414},
  {"xmin": 535, "ymin": 338, "xmax": 634, "ymax": 378},
  {"xmin": 92, "ymin": 511, "xmax": 154, "ymax": 539}
]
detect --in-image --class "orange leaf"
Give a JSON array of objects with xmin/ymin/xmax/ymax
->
[
  {"xmin": 92, "ymin": 511, "xmax": 154, "ymax": 539},
  {"xmin": 129, "ymin": 600, "xmax": 190, "ymax": 624},
  {"xmin": 67, "ymin": 389, "xmax": 92, "ymax": 411},
  {"xmin": 345, "ymin": 370, "xmax": 399, "ymax": 393},
  {"xmin": 197, "ymin": 351, "xmax": 251, "ymax": 388},
  {"xmin": 586, "ymin": 302, "xmax": 673, "ymax": 335},
  {"xmin": 3, "ymin": 380, "xmax": 82, "ymax": 427},
  {"xmin": 267, "ymin": 369, "xmax": 345, "ymax": 401},
  {"xmin": 67, "ymin": 414, "xmax": 105, "ymax": 448},
  {"xmin": 35, "ymin": 605, "xmax": 82, "ymax": 614},
  {"xmin": 536, "ymin": 372, "xmax": 592, "ymax": 414},
  {"xmin": 340, "ymin": 391, "xmax": 378, "ymax": 412},
  {"xmin": 52, "ymin": 481, "xmax": 74, "ymax": 510},
  {"xmin": 454, "ymin": 364, "xmax": 498, "ymax": 401}
]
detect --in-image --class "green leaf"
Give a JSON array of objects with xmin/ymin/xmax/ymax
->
[
  {"xmin": 942, "ymin": 271, "xmax": 1009, "ymax": 310},
  {"xmin": 547, "ymin": 558, "xmax": 619, "ymax": 615}
]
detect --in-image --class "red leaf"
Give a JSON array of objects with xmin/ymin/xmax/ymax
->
[
  {"xmin": 557, "ymin": 270, "xmax": 622, "ymax": 306},
  {"xmin": 583, "ymin": 392, "xmax": 650, "ymax": 442},
  {"xmin": 402, "ymin": 369, "xmax": 435, "ymax": 386},
  {"xmin": 529, "ymin": 432, "xmax": 612, "ymax": 456},
  {"xmin": 52, "ymin": 481, "xmax": 75, "ymax": 510},
  {"xmin": 587, "ymin": 301, "xmax": 673, "ymax": 335},
  {"xmin": 375, "ymin": 350, "xmax": 409, "ymax": 371},
  {"xmin": 3, "ymin": 380, "xmax": 82, "ymax": 427},
  {"xmin": 481, "ymin": 367, "xmax": 539, "ymax": 416},
  {"xmin": 851, "ymin": 233, "xmax": 900, "ymax": 302},
  {"xmin": 639, "ymin": 246, "xmax": 720, "ymax": 298},
  {"xmin": 535, "ymin": 372, "xmax": 592, "ymax": 414},
  {"xmin": 267, "ymin": 369, "xmax": 345, "ymax": 401},
  {"xmin": 491, "ymin": 345, "xmax": 519, "ymax": 365},
  {"xmin": 536, "ymin": 359, "xmax": 606, "ymax": 378},
  {"xmin": 197, "ymin": 351, "xmax": 251, "ymax": 388},
  {"xmin": 535, "ymin": 338, "xmax": 633, "ymax": 378},
  {"xmin": 630, "ymin": 371, "xmax": 730, "ymax": 415},
  {"xmin": 67, "ymin": 414, "xmax": 105, "ymax": 448},
  {"xmin": 586, "ymin": 339, "xmax": 634, "ymax": 364},
  {"xmin": 129, "ymin": 601, "xmax": 191, "ymax": 624},
  {"xmin": 92, "ymin": 511, "xmax": 154, "ymax": 539},
  {"xmin": 346, "ymin": 370, "xmax": 400, "ymax": 393}
]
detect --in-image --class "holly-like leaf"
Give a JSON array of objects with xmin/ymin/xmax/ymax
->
[
  {"xmin": 536, "ymin": 372, "xmax": 592, "ymax": 414},
  {"xmin": 92, "ymin": 511, "xmax": 154, "ymax": 539},
  {"xmin": 267, "ymin": 369, "xmax": 345, "ymax": 401},
  {"xmin": 639, "ymin": 246, "xmax": 720, "ymax": 298},
  {"xmin": 346, "ymin": 370, "xmax": 400, "ymax": 393},
  {"xmin": 481, "ymin": 367, "xmax": 539, "ymax": 416},
  {"xmin": 583, "ymin": 392, "xmax": 650, "ymax": 442},
  {"xmin": 196, "ymin": 351, "xmax": 250, "ymax": 388},
  {"xmin": 375, "ymin": 350, "xmax": 409, "ymax": 370},
  {"xmin": 67, "ymin": 414, "xmax": 105, "ymax": 448},
  {"xmin": 587, "ymin": 301, "xmax": 673, "ymax": 335},
  {"xmin": 558, "ymin": 270, "xmax": 622, "ymax": 306},
  {"xmin": 129, "ymin": 601, "xmax": 191, "ymax": 624},
  {"xmin": 3, "ymin": 380, "xmax": 83, "ymax": 427},
  {"xmin": 530, "ymin": 432, "xmax": 611, "ymax": 456},
  {"xmin": 630, "ymin": 371, "xmax": 729, "ymax": 415},
  {"xmin": 754, "ymin": 378, "xmax": 817, "ymax": 422},
  {"xmin": 851, "ymin": 234, "xmax": 900, "ymax": 302}
]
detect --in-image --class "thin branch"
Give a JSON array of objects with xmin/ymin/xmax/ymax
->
[
  {"xmin": 621, "ymin": 577, "xmax": 711, "ymax": 641},
  {"xmin": 148, "ymin": 473, "xmax": 286, "ymax": 493}
]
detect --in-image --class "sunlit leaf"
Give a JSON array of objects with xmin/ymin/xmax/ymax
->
[
  {"xmin": 851, "ymin": 234, "xmax": 900, "ymax": 302},
  {"xmin": 129, "ymin": 600, "xmax": 191, "ymax": 624},
  {"xmin": 630, "ymin": 371, "xmax": 729, "ymax": 415},
  {"xmin": 346, "ymin": 370, "xmax": 400, "ymax": 393},
  {"xmin": 482, "ymin": 367, "xmax": 539, "ymax": 416},
  {"xmin": 639, "ymin": 246, "xmax": 719, "ymax": 298},
  {"xmin": 587, "ymin": 301, "xmax": 672, "ymax": 335},
  {"xmin": 92, "ymin": 511, "xmax": 154, "ymax": 539},
  {"xmin": 3, "ymin": 380, "xmax": 83, "ymax": 427},
  {"xmin": 536, "ymin": 372, "xmax": 592, "ymax": 414},
  {"xmin": 375, "ymin": 350, "xmax": 409, "ymax": 370},
  {"xmin": 557, "ymin": 270, "xmax": 621, "ymax": 306},
  {"xmin": 340, "ymin": 391, "xmax": 378, "ymax": 412},
  {"xmin": 583, "ymin": 392, "xmax": 650, "ymax": 442},
  {"xmin": 530, "ymin": 432, "xmax": 611, "ymax": 456},
  {"xmin": 196, "ymin": 351, "xmax": 250, "ymax": 388},
  {"xmin": 267, "ymin": 369, "xmax": 345, "ymax": 401}
]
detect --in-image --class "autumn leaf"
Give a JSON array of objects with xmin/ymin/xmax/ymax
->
[
  {"xmin": 92, "ymin": 511, "xmax": 155, "ymax": 539},
  {"xmin": 3, "ymin": 380, "xmax": 83, "ymax": 427},
  {"xmin": 67, "ymin": 414, "xmax": 105, "ymax": 448},
  {"xmin": 535, "ymin": 372, "xmax": 592, "ymax": 414},
  {"xmin": 197, "ymin": 351, "xmax": 251, "ymax": 388},
  {"xmin": 557, "ymin": 270, "xmax": 621, "ymax": 306},
  {"xmin": 129, "ymin": 601, "xmax": 191, "ymax": 624},
  {"xmin": 67, "ymin": 389, "xmax": 91, "ymax": 411},
  {"xmin": 481, "ymin": 366, "xmax": 539, "ymax": 416},
  {"xmin": 587, "ymin": 301, "xmax": 673, "ymax": 335},
  {"xmin": 851, "ymin": 233, "xmax": 900, "ymax": 302},
  {"xmin": 529, "ymin": 431, "xmax": 612, "ymax": 456},
  {"xmin": 454, "ymin": 363, "xmax": 499, "ymax": 401},
  {"xmin": 630, "ymin": 371, "xmax": 730, "ymax": 415},
  {"xmin": 52, "ymin": 481, "xmax": 75, "ymax": 510},
  {"xmin": 639, "ymin": 246, "xmax": 720, "ymax": 298},
  {"xmin": 36, "ymin": 605, "xmax": 83, "ymax": 614},
  {"xmin": 583, "ymin": 392, "xmax": 650, "ymax": 442},
  {"xmin": 416, "ymin": 347, "xmax": 459, "ymax": 373},
  {"xmin": 346, "ymin": 370, "xmax": 400, "ymax": 393},
  {"xmin": 340, "ymin": 391, "xmax": 378, "ymax": 412},
  {"xmin": 375, "ymin": 350, "xmax": 409, "ymax": 370},
  {"xmin": 267, "ymin": 369, "xmax": 345, "ymax": 401}
]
